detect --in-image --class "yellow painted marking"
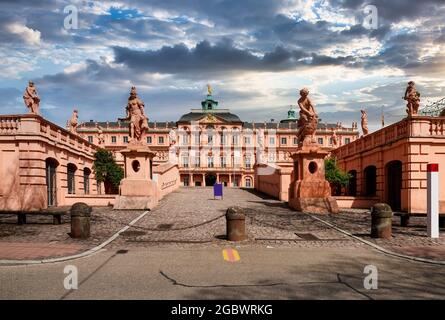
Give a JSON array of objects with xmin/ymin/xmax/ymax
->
[{"xmin": 222, "ymin": 248, "xmax": 240, "ymax": 262}]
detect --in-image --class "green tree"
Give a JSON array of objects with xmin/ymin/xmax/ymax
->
[
  {"xmin": 325, "ymin": 158, "xmax": 351, "ymax": 195},
  {"xmin": 93, "ymin": 149, "xmax": 124, "ymax": 194}
]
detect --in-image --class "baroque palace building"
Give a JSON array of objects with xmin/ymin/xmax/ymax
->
[
  {"xmin": 2, "ymin": 81, "xmax": 444, "ymax": 215},
  {"xmin": 76, "ymin": 89, "xmax": 360, "ymax": 188}
]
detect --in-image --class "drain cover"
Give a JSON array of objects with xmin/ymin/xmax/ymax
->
[
  {"xmin": 157, "ymin": 223, "xmax": 173, "ymax": 230},
  {"xmin": 120, "ymin": 230, "xmax": 146, "ymax": 237},
  {"xmin": 295, "ymin": 233, "xmax": 320, "ymax": 240}
]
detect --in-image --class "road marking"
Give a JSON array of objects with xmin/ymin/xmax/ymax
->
[{"xmin": 222, "ymin": 248, "xmax": 240, "ymax": 262}]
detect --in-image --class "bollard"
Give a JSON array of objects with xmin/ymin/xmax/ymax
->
[
  {"xmin": 226, "ymin": 206, "xmax": 246, "ymax": 241},
  {"xmin": 427, "ymin": 163, "xmax": 439, "ymax": 238},
  {"xmin": 371, "ymin": 203, "xmax": 393, "ymax": 239},
  {"xmin": 70, "ymin": 202, "xmax": 92, "ymax": 239}
]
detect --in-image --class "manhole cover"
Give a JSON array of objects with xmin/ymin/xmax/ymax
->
[
  {"xmin": 120, "ymin": 230, "xmax": 146, "ymax": 237},
  {"xmin": 157, "ymin": 223, "xmax": 173, "ymax": 230},
  {"xmin": 295, "ymin": 233, "xmax": 320, "ymax": 240}
]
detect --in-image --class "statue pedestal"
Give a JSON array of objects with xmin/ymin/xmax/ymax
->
[
  {"xmin": 113, "ymin": 142, "xmax": 158, "ymax": 210},
  {"xmin": 288, "ymin": 143, "xmax": 339, "ymax": 214}
]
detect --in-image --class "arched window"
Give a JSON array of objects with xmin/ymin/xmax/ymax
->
[
  {"xmin": 67, "ymin": 163, "xmax": 77, "ymax": 194},
  {"xmin": 46, "ymin": 158, "xmax": 59, "ymax": 207},
  {"xmin": 83, "ymin": 168, "xmax": 91, "ymax": 194},
  {"xmin": 364, "ymin": 166, "xmax": 377, "ymax": 196},
  {"xmin": 347, "ymin": 170, "xmax": 357, "ymax": 196}
]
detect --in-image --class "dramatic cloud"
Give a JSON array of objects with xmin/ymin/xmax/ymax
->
[{"xmin": 0, "ymin": 0, "xmax": 444, "ymax": 127}]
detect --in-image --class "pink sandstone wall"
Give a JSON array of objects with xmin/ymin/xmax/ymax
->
[
  {"xmin": 254, "ymin": 163, "xmax": 293, "ymax": 201},
  {"xmin": 153, "ymin": 163, "xmax": 180, "ymax": 200},
  {"xmin": 0, "ymin": 114, "xmax": 99, "ymax": 211},
  {"xmin": 64, "ymin": 195, "xmax": 116, "ymax": 206},
  {"xmin": 332, "ymin": 116, "xmax": 445, "ymax": 214}
]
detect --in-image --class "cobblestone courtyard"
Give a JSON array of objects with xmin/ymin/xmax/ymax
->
[{"xmin": 1, "ymin": 187, "xmax": 445, "ymax": 260}]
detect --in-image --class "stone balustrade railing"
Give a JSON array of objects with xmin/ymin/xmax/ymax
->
[
  {"xmin": 0, "ymin": 114, "xmax": 98, "ymax": 156},
  {"xmin": 0, "ymin": 116, "xmax": 21, "ymax": 134},
  {"xmin": 332, "ymin": 116, "xmax": 445, "ymax": 159}
]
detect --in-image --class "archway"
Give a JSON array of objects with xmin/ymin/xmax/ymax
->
[
  {"xmin": 347, "ymin": 170, "xmax": 357, "ymax": 196},
  {"xmin": 83, "ymin": 168, "xmax": 91, "ymax": 194},
  {"xmin": 67, "ymin": 163, "xmax": 77, "ymax": 194},
  {"xmin": 364, "ymin": 165, "xmax": 377, "ymax": 196},
  {"xmin": 386, "ymin": 161, "xmax": 402, "ymax": 211},
  {"xmin": 45, "ymin": 158, "xmax": 59, "ymax": 207},
  {"xmin": 205, "ymin": 174, "xmax": 217, "ymax": 186}
]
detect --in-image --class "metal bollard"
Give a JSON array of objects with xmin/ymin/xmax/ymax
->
[
  {"xmin": 371, "ymin": 203, "xmax": 393, "ymax": 239},
  {"xmin": 70, "ymin": 202, "xmax": 92, "ymax": 239},
  {"xmin": 226, "ymin": 206, "xmax": 246, "ymax": 241}
]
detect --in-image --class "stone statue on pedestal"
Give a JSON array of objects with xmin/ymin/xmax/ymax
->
[
  {"xmin": 23, "ymin": 81, "xmax": 40, "ymax": 115},
  {"xmin": 361, "ymin": 110, "xmax": 369, "ymax": 136},
  {"xmin": 68, "ymin": 109, "xmax": 78, "ymax": 133},
  {"xmin": 97, "ymin": 125, "xmax": 105, "ymax": 145},
  {"xmin": 126, "ymin": 86, "xmax": 148, "ymax": 142},
  {"xmin": 404, "ymin": 81, "xmax": 420, "ymax": 116},
  {"xmin": 331, "ymin": 129, "xmax": 338, "ymax": 147},
  {"xmin": 296, "ymin": 88, "xmax": 318, "ymax": 145}
]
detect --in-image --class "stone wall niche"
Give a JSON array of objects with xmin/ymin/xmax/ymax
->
[{"xmin": 288, "ymin": 144, "xmax": 339, "ymax": 214}]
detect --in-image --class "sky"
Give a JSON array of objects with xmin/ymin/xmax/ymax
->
[{"xmin": 0, "ymin": 0, "xmax": 444, "ymax": 132}]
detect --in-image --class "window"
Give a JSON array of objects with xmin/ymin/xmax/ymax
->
[
  {"xmin": 182, "ymin": 134, "xmax": 188, "ymax": 144},
  {"xmin": 67, "ymin": 164, "xmax": 76, "ymax": 195},
  {"xmin": 158, "ymin": 136, "xmax": 164, "ymax": 144},
  {"xmin": 293, "ymin": 137, "xmax": 298, "ymax": 145},
  {"xmin": 111, "ymin": 136, "xmax": 117, "ymax": 143},
  {"xmin": 345, "ymin": 138, "xmax": 351, "ymax": 144},
  {"xmin": 83, "ymin": 168, "xmax": 91, "ymax": 194},
  {"xmin": 123, "ymin": 136, "xmax": 129, "ymax": 144},
  {"xmin": 318, "ymin": 138, "xmax": 324, "ymax": 145},
  {"xmin": 232, "ymin": 135, "xmax": 239, "ymax": 146},
  {"xmin": 281, "ymin": 137, "xmax": 287, "ymax": 145},
  {"xmin": 221, "ymin": 157, "xmax": 226, "ymax": 168},
  {"xmin": 208, "ymin": 134, "xmax": 213, "ymax": 144},
  {"xmin": 147, "ymin": 136, "xmax": 152, "ymax": 144},
  {"xmin": 88, "ymin": 136, "xmax": 93, "ymax": 143},
  {"xmin": 244, "ymin": 137, "xmax": 251, "ymax": 145},
  {"xmin": 269, "ymin": 137, "xmax": 275, "ymax": 145},
  {"xmin": 183, "ymin": 176, "xmax": 189, "ymax": 187},
  {"xmin": 194, "ymin": 156, "xmax": 201, "ymax": 168},
  {"xmin": 245, "ymin": 178, "xmax": 252, "ymax": 188},
  {"xmin": 194, "ymin": 133, "xmax": 200, "ymax": 145},
  {"xmin": 329, "ymin": 137, "xmax": 334, "ymax": 145},
  {"xmin": 220, "ymin": 134, "xmax": 226, "ymax": 145},
  {"xmin": 245, "ymin": 157, "xmax": 251, "ymax": 169},
  {"xmin": 182, "ymin": 156, "xmax": 189, "ymax": 168},
  {"xmin": 207, "ymin": 157, "xmax": 214, "ymax": 168}
]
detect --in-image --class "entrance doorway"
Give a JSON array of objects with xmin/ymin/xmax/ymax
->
[
  {"xmin": 45, "ymin": 158, "xmax": 58, "ymax": 207},
  {"xmin": 386, "ymin": 161, "xmax": 402, "ymax": 211},
  {"xmin": 364, "ymin": 165, "xmax": 377, "ymax": 196},
  {"xmin": 205, "ymin": 174, "xmax": 217, "ymax": 186}
]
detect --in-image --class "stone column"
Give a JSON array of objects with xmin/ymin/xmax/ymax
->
[
  {"xmin": 217, "ymin": 173, "xmax": 220, "ymax": 183},
  {"xmin": 229, "ymin": 174, "xmax": 232, "ymax": 187},
  {"xmin": 189, "ymin": 173, "xmax": 194, "ymax": 187},
  {"xmin": 202, "ymin": 174, "xmax": 206, "ymax": 186}
]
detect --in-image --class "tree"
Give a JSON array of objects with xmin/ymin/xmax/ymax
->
[
  {"xmin": 93, "ymin": 149, "xmax": 124, "ymax": 194},
  {"xmin": 325, "ymin": 157, "xmax": 351, "ymax": 196}
]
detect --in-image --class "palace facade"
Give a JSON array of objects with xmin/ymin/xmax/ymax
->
[{"xmin": 76, "ymin": 92, "xmax": 359, "ymax": 188}]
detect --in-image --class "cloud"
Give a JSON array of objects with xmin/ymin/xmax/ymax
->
[
  {"xmin": 6, "ymin": 22, "xmax": 41, "ymax": 45},
  {"xmin": 113, "ymin": 39, "xmax": 357, "ymax": 75}
]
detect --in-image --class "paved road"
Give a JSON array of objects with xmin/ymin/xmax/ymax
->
[
  {"xmin": 1, "ymin": 246, "xmax": 445, "ymax": 299},
  {"xmin": 1, "ymin": 187, "xmax": 444, "ymax": 299}
]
